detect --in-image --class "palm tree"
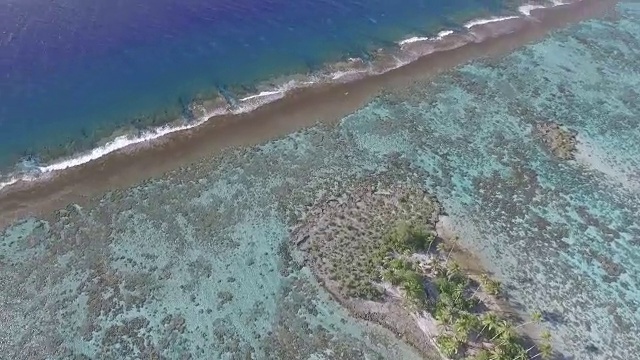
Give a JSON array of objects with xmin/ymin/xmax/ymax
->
[
  {"xmin": 531, "ymin": 343, "xmax": 553, "ymax": 359},
  {"xmin": 486, "ymin": 332, "xmax": 527, "ymax": 360},
  {"xmin": 515, "ymin": 310, "xmax": 543, "ymax": 329},
  {"xmin": 483, "ymin": 278, "xmax": 502, "ymax": 296},
  {"xmin": 479, "ymin": 274, "xmax": 490, "ymax": 285},
  {"xmin": 452, "ymin": 283, "xmax": 466, "ymax": 303},
  {"xmin": 463, "ymin": 312, "xmax": 481, "ymax": 331},
  {"xmin": 436, "ymin": 334, "xmax": 461, "ymax": 357},
  {"xmin": 453, "ymin": 314, "xmax": 475, "ymax": 342},
  {"xmin": 431, "ymin": 260, "xmax": 445, "ymax": 277},
  {"xmin": 525, "ymin": 329, "xmax": 552, "ymax": 354},
  {"xmin": 471, "ymin": 280, "xmax": 483, "ymax": 299},
  {"xmin": 435, "ymin": 303, "xmax": 455, "ymax": 325},
  {"xmin": 447, "ymin": 261, "xmax": 462, "ymax": 277},
  {"xmin": 489, "ymin": 319, "xmax": 514, "ymax": 342},
  {"xmin": 489, "ymin": 342, "xmax": 509, "ymax": 360},
  {"xmin": 445, "ymin": 236, "xmax": 458, "ymax": 265},
  {"xmin": 473, "ymin": 349, "xmax": 491, "ymax": 360},
  {"xmin": 476, "ymin": 313, "xmax": 499, "ymax": 340},
  {"xmin": 523, "ymin": 330, "xmax": 553, "ymax": 359},
  {"xmin": 454, "ymin": 326, "xmax": 470, "ymax": 344},
  {"xmin": 437, "ymin": 242, "xmax": 448, "ymax": 255},
  {"xmin": 527, "ymin": 330, "xmax": 551, "ymax": 352},
  {"xmin": 478, "ymin": 274, "xmax": 499, "ymax": 295}
]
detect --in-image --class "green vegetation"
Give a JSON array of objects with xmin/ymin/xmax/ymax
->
[
  {"xmin": 381, "ymin": 258, "xmax": 425, "ymax": 308},
  {"xmin": 479, "ymin": 274, "xmax": 502, "ymax": 296},
  {"xmin": 436, "ymin": 334, "xmax": 462, "ymax": 357},
  {"xmin": 357, "ymin": 222, "xmax": 433, "ymax": 300},
  {"xmin": 378, "ymin": 222, "xmax": 554, "ymax": 359},
  {"xmin": 341, "ymin": 221, "xmax": 435, "ymax": 306},
  {"xmin": 431, "ymin": 271, "xmax": 553, "ymax": 360},
  {"xmin": 365, "ymin": 222, "xmax": 554, "ymax": 359},
  {"xmin": 385, "ymin": 221, "xmax": 436, "ymax": 253},
  {"xmin": 306, "ymin": 188, "xmax": 439, "ymax": 301},
  {"xmin": 305, "ymin": 189, "xmax": 553, "ymax": 360}
]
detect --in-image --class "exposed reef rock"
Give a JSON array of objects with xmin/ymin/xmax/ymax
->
[{"xmin": 536, "ymin": 122, "xmax": 577, "ymax": 160}]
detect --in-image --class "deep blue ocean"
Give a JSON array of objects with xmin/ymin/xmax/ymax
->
[{"xmin": 0, "ymin": 0, "xmax": 508, "ymax": 170}]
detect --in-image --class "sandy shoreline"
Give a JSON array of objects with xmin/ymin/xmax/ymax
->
[{"xmin": 0, "ymin": 0, "xmax": 617, "ymax": 230}]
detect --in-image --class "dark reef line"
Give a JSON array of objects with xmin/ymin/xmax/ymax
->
[{"xmin": 0, "ymin": 0, "xmax": 617, "ymax": 231}]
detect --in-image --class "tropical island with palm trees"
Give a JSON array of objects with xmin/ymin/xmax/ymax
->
[{"xmin": 292, "ymin": 182, "xmax": 554, "ymax": 359}]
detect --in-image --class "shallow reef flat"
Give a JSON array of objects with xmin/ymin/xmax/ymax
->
[
  {"xmin": 0, "ymin": 171, "xmax": 429, "ymax": 358},
  {"xmin": 1, "ymin": 2, "xmax": 640, "ymax": 359}
]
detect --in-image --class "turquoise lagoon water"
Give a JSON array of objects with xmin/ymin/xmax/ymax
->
[{"xmin": 2, "ymin": 2, "xmax": 639, "ymax": 359}]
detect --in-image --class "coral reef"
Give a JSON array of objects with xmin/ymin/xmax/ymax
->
[
  {"xmin": 536, "ymin": 122, "xmax": 577, "ymax": 160},
  {"xmin": 2, "ymin": 5, "xmax": 639, "ymax": 359}
]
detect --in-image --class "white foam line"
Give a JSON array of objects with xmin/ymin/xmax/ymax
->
[
  {"xmin": 464, "ymin": 15, "xmax": 521, "ymax": 29},
  {"xmin": 519, "ymin": 0, "xmax": 576, "ymax": 17},
  {"xmin": 0, "ymin": 80, "xmax": 306, "ymax": 190},
  {"xmin": 398, "ymin": 30, "xmax": 455, "ymax": 46},
  {"xmin": 0, "ymin": 3, "xmax": 580, "ymax": 193},
  {"xmin": 239, "ymin": 90, "xmax": 283, "ymax": 102},
  {"xmin": 37, "ymin": 111, "xmax": 224, "ymax": 173},
  {"xmin": 331, "ymin": 69, "xmax": 370, "ymax": 80},
  {"xmin": 0, "ymin": 174, "xmax": 38, "ymax": 192},
  {"xmin": 519, "ymin": 4, "xmax": 547, "ymax": 16},
  {"xmin": 0, "ymin": 177, "xmax": 19, "ymax": 189},
  {"xmin": 240, "ymin": 79, "xmax": 317, "ymax": 102},
  {"xmin": 36, "ymin": 80, "xmax": 316, "ymax": 175},
  {"xmin": 398, "ymin": 36, "xmax": 431, "ymax": 46},
  {"xmin": 34, "ymin": 81, "xmax": 310, "ymax": 175},
  {"xmin": 437, "ymin": 30, "xmax": 455, "ymax": 39}
]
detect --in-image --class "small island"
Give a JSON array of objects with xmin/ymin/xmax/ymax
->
[
  {"xmin": 536, "ymin": 122, "xmax": 578, "ymax": 160},
  {"xmin": 292, "ymin": 183, "xmax": 554, "ymax": 359}
]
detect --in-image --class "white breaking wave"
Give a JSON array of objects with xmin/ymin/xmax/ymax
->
[
  {"xmin": 331, "ymin": 68, "xmax": 370, "ymax": 81},
  {"xmin": 0, "ymin": 177, "xmax": 20, "ymax": 189},
  {"xmin": 0, "ymin": 80, "xmax": 320, "ymax": 192},
  {"xmin": 398, "ymin": 36, "xmax": 431, "ymax": 46},
  {"xmin": 398, "ymin": 30, "xmax": 455, "ymax": 46},
  {"xmin": 239, "ymin": 90, "xmax": 283, "ymax": 102},
  {"xmin": 38, "ymin": 111, "xmax": 224, "ymax": 174},
  {"xmin": 0, "ymin": 174, "xmax": 37, "ymax": 192},
  {"xmin": 36, "ymin": 81, "xmax": 310, "ymax": 175},
  {"xmin": 0, "ymin": 2, "xmax": 576, "ymax": 193},
  {"xmin": 520, "ymin": 0, "xmax": 576, "ymax": 17},
  {"xmin": 437, "ymin": 30, "xmax": 455, "ymax": 39},
  {"xmin": 464, "ymin": 15, "xmax": 521, "ymax": 28},
  {"xmin": 233, "ymin": 80, "xmax": 315, "ymax": 113},
  {"xmin": 519, "ymin": 4, "xmax": 547, "ymax": 16}
]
